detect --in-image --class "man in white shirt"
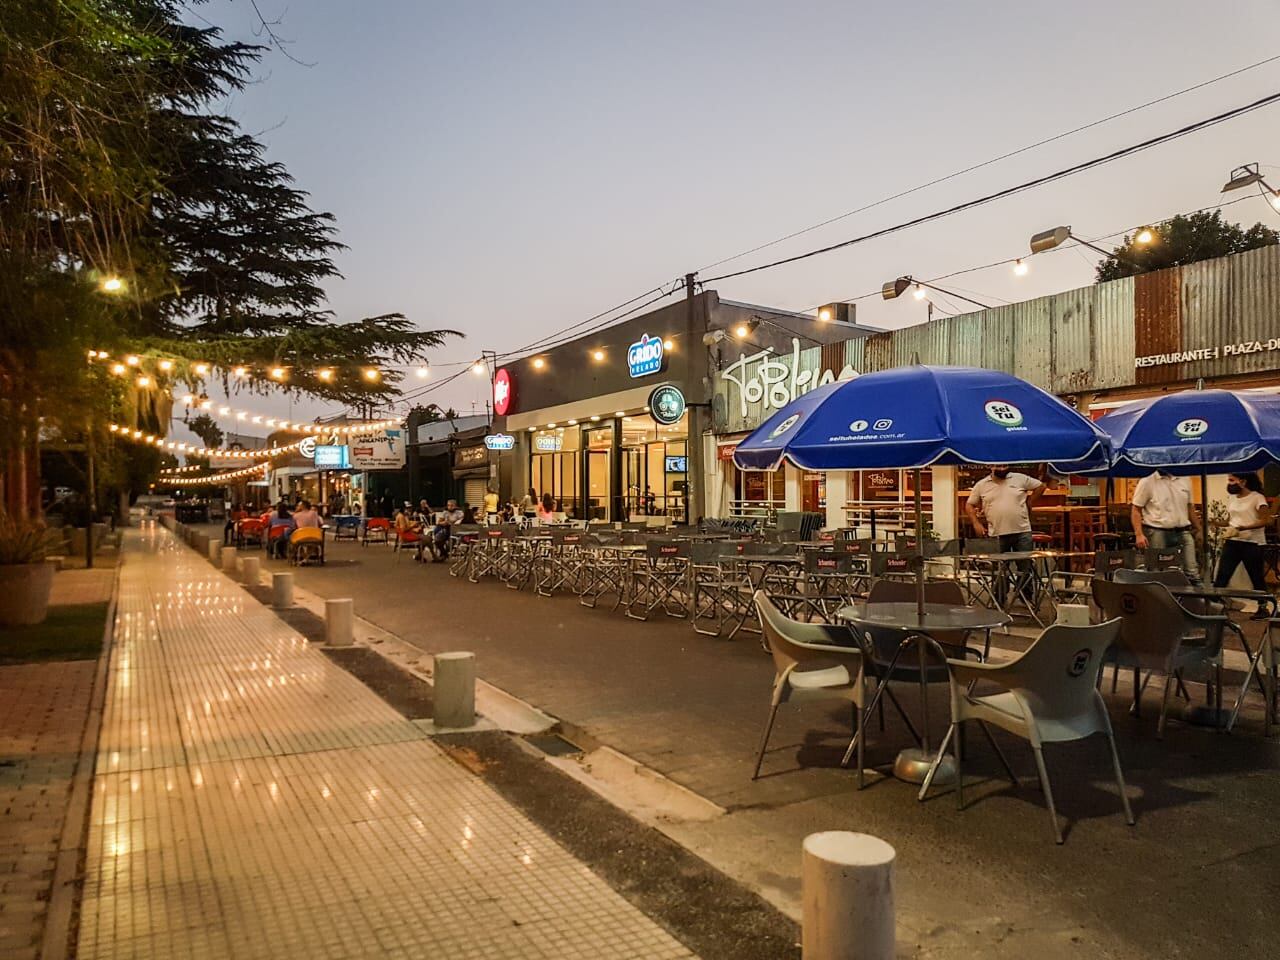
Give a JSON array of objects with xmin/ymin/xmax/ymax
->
[
  {"xmin": 966, "ymin": 465, "xmax": 1045, "ymax": 603},
  {"xmin": 1131, "ymin": 471, "xmax": 1201, "ymax": 583}
]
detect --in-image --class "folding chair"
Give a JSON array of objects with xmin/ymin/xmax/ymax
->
[
  {"xmin": 690, "ymin": 542, "xmax": 753, "ymax": 638},
  {"xmin": 626, "ymin": 540, "xmax": 691, "ymax": 620}
]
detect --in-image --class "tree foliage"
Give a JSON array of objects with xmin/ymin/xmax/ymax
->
[{"xmin": 1096, "ymin": 210, "xmax": 1279, "ymax": 282}]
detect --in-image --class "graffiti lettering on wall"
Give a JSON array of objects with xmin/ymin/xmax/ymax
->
[{"xmin": 720, "ymin": 338, "xmax": 857, "ymax": 418}]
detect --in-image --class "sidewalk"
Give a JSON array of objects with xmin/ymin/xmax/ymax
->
[{"xmin": 79, "ymin": 525, "xmax": 696, "ymax": 959}]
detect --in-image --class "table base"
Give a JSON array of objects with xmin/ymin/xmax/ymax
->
[
  {"xmin": 894, "ymin": 747, "xmax": 956, "ymax": 785},
  {"xmin": 1182, "ymin": 704, "xmax": 1230, "ymax": 729}
]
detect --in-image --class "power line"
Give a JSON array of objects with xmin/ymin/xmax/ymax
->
[
  {"xmin": 700, "ymin": 90, "xmax": 1280, "ymax": 286},
  {"xmin": 697, "ymin": 52, "xmax": 1280, "ymax": 274}
]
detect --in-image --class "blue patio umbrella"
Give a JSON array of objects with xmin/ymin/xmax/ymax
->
[{"xmin": 733, "ymin": 365, "xmax": 1108, "ymax": 610}]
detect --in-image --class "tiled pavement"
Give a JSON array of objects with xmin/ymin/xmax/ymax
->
[
  {"xmin": 78, "ymin": 524, "xmax": 696, "ymax": 959},
  {"xmin": 0, "ymin": 660, "xmax": 97, "ymax": 960}
]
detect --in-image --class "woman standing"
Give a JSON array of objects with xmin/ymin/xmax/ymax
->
[{"xmin": 1213, "ymin": 472, "xmax": 1273, "ymax": 614}]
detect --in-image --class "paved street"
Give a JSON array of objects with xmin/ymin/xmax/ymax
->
[
  {"xmin": 251, "ymin": 531, "xmax": 1280, "ymax": 960},
  {"xmin": 80, "ymin": 525, "xmax": 698, "ymax": 959}
]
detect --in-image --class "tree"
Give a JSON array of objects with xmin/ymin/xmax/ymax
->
[
  {"xmin": 1096, "ymin": 210, "xmax": 1279, "ymax": 282},
  {"xmin": 184, "ymin": 413, "xmax": 224, "ymax": 449},
  {"xmin": 411, "ymin": 403, "xmax": 461, "ymax": 424}
]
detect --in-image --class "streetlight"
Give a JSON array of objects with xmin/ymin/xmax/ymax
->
[
  {"xmin": 1029, "ymin": 225, "xmax": 1153, "ymax": 266},
  {"xmin": 881, "ymin": 276, "xmax": 990, "ymax": 310},
  {"xmin": 1221, "ymin": 162, "xmax": 1280, "ymax": 208}
]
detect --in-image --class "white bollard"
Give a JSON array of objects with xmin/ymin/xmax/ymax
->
[
  {"xmin": 272, "ymin": 572, "xmax": 294, "ymax": 608},
  {"xmin": 208, "ymin": 541, "xmax": 222, "ymax": 566},
  {"xmin": 802, "ymin": 832, "xmax": 895, "ymax": 960},
  {"xmin": 433, "ymin": 652, "xmax": 476, "ymax": 728},
  {"xmin": 221, "ymin": 545, "xmax": 237, "ymax": 573},
  {"xmin": 240, "ymin": 555, "xmax": 260, "ymax": 585},
  {"xmin": 325, "ymin": 598, "xmax": 354, "ymax": 647},
  {"xmin": 1056, "ymin": 603, "xmax": 1091, "ymax": 627}
]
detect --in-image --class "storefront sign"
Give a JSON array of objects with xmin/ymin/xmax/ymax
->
[
  {"xmin": 1136, "ymin": 337, "xmax": 1280, "ymax": 368},
  {"xmin": 717, "ymin": 443, "xmax": 739, "ymax": 461},
  {"xmin": 648, "ymin": 384, "xmax": 686, "ymax": 425},
  {"xmin": 313, "ymin": 444, "xmax": 350, "ymax": 469},
  {"xmin": 493, "ymin": 368, "xmax": 515, "ymax": 415},
  {"xmin": 627, "ymin": 334, "xmax": 665, "ymax": 378},
  {"xmin": 534, "ymin": 434, "xmax": 562, "ymax": 452},
  {"xmin": 484, "ymin": 433, "xmax": 515, "ymax": 451},
  {"xmin": 720, "ymin": 338, "xmax": 858, "ymax": 419},
  {"xmin": 455, "ymin": 445, "xmax": 488, "ymax": 468},
  {"xmin": 299, "ymin": 437, "xmax": 317, "ymax": 459},
  {"xmin": 348, "ymin": 428, "xmax": 406, "ymax": 470}
]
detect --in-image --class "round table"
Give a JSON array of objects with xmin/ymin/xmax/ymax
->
[{"xmin": 838, "ymin": 602, "xmax": 1009, "ymax": 786}]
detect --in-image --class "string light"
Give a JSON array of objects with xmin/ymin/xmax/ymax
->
[
  {"xmin": 174, "ymin": 394, "xmax": 402, "ymax": 434},
  {"xmin": 109, "ymin": 423, "xmax": 318, "ymax": 461},
  {"xmin": 136, "ymin": 375, "xmax": 151, "ymax": 387},
  {"xmin": 111, "ymin": 363, "xmax": 126, "ymax": 376},
  {"xmin": 1013, "ymin": 258, "xmax": 1029, "ymax": 276},
  {"xmin": 415, "ymin": 366, "xmax": 430, "ymax": 379},
  {"xmin": 363, "ymin": 368, "xmax": 381, "ymax": 382},
  {"xmin": 470, "ymin": 361, "xmax": 486, "ymax": 376},
  {"xmin": 318, "ymin": 368, "xmax": 333, "ymax": 382},
  {"xmin": 158, "ymin": 359, "xmax": 173, "ymax": 372},
  {"xmin": 270, "ymin": 367, "xmax": 286, "ymax": 380},
  {"xmin": 194, "ymin": 363, "xmax": 210, "ymax": 375},
  {"xmin": 233, "ymin": 366, "xmax": 247, "ymax": 378}
]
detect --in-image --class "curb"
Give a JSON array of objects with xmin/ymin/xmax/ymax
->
[{"xmin": 41, "ymin": 555, "xmax": 121, "ymax": 960}]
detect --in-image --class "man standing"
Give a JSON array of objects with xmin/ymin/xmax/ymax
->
[
  {"xmin": 965, "ymin": 464, "xmax": 1045, "ymax": 551},
  {"xmin": 1131, "ymin": 470, "xmax": 1201, "ymax": 583}
]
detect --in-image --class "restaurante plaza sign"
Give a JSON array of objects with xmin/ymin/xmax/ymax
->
[
  {"xmin": 1136, "ymin": 337, "xmax": 1280, "ymax": 368},
  {"xmin": 720, "ymin": 338, "xmax": 857, "ymax": 418}
]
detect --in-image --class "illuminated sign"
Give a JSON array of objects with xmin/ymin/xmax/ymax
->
[
  {"xmin": 299, "ymin": 437, "xmax": 317, "ymax": 458},
  {"xmin": 493, "ymin": 368, "xmax": 515, "ymax": 416},
  {"xmin": 484, "ymin": 433, "xmax": 515, "ymax": 450},
  {"xmin": 627, "ymin": 334, "xmax": 665, "ymax": 378},
  {"xmin": 648, "ymin": 384, "xmax": 686, "ymax": 426},
  {"xmin": 534, "ymin": 434, "xmax": 562, "ymax": 452},
  {"xmin": 313, "ymin": 445, "xmax": 350, "ymax": 469}
]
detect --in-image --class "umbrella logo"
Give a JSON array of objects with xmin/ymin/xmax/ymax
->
[
  {"xmin": 768, "ymin": 414, "xmax": 800, "ymax": 440},
  {"xmin": 984, "ymin": 400, "xmax": 1024, "ymax": 428},
  {"xmin": 1174, "ymin": 417, "xmax": 1208, "ymax": 439}
]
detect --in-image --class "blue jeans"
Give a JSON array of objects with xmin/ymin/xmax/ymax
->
[{"xmin": 1143, "ymin": 525, "xmax": 1201, "ymax": 584}]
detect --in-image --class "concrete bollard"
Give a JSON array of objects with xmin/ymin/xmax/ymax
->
[
  {"xmin": 802, "ymin": 832, "xmax": 895, "ymax": 960},
  {"xmin": 208, "ymin": 540, "xmax": 222, "ymax": 566},
  {"xmin": 240, "ymin": 556, "xmax": 261, "ymax": 586},
  {"xmin": 433, "ymin": 652, "xmax": 476, "ymax": 728},
  {"xmin": 194, "ymin": 532, "xmax": 209, "ymax": 555},
  {"xmin": 325, "ymin": 598, "xmax": 354, "ymax": 647},
  {"xmin": 272, "ymin": 572, "xmax": 294, "ymax": 608},
  {"xmin": 221, "ymin": 545, "xmax": 238, "ymax": 573},
  {"xmin": 1056, "ymin": 603, "xmax": 1091, "ymax": 627}
]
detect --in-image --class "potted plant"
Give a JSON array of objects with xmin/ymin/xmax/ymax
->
[{"xmin": 0, "ymin": 512, "xmax": 60, "ymax": 627}]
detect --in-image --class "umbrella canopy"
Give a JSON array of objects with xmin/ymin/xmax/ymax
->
[
  {"xmin": 732, "ymin": 365, "xmax": 1110, "ymax": 472},
  {"xmin": 1063, "ymin": 388, "xmax": 1280, "ymax": 477}
]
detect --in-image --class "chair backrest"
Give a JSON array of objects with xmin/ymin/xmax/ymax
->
[
  {"xmin": 688, "ymin": 541, "xmax": 722, "ymax": 564},
  {"xmin": 867, "ymin": 577, "xmax": 965, "ymax": 606},
  {"xmin": 1113, "ymin": 567, "xmax": 1189, "ymax": 588},
  {"xmin": 1143, "ymin": 547, "xmax": 1183, "ymax": 571},
  {"xmin": 645, "ymin": 539, "xmax": 688, "ymax": 560},
  {"xmin": 1092, "ymin": 548, "xmax": 1136, "ymax": 578},
  {"xmin": 804, "ymin": 551, "xmax": 858, "ymax": 574},
  {"xmin": 240, "ymin": 518, "xmax": 265, "ymax": 534},
  {"xmin": 739, "ymin": 541, "xmax": 799, "ymax": 557},
  {"xmin": 963, "ymin": 537, "xmax": 1000, "ymax": 555},
  {"xmin": 366, "ymin": 517, "xmax": 390, "ymax": 530},
  {"xmin": 834, "ymin": 538, "xmax": 874, "ymax": 556},
  {"xmin": 754, "ymin": 591, "xmax": 861, "ymax": 676},
  {"xmin": 1090, "ymin": 577, "xmax": 1198, "ymax": 665},
  {"xmin": 588, "ymin": 529, "xmax": 623, "ymax": 546},
  {"xmin": 870, "ymin": 552, "xmax": 917, "ymax": 578},
  {"xmin": 992, "ymin": 619, "xmax": 1123, "ymax": 730}
]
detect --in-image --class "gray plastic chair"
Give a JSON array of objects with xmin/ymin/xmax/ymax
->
[
  {"xmin": 753, "ymin": 591, "xmax": 873, "ymax": 786},
  {"xmin": 923, "ymin": 618, "xmax": 1134, "ymax": 844},
  {"xmin": 1092, "ymin": 578, "xmax": 1228, "ymax": 738}
]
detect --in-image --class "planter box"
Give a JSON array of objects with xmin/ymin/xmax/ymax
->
[{"xmin": 0, "ymin": 560, "xmax": 56, "ymax": 627}]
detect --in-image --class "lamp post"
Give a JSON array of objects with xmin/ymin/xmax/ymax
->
[
  {"xmin": 1220, "ymin": 162, "xmax": 1280, "ymax": 209},
  {"xmin": 1028, "ymin": 225, "xmax": 1154, "ymax": 269},
  {"xmin": 881, "ymin": 276, "xmax": 991, "ymax": 315}
]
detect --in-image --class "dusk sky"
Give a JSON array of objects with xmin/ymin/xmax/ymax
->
[{"xmin": 186, "ymin": 0, "xmax": 1280, "ymax": 441}]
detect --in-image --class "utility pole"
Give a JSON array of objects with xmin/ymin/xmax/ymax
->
[
  {"xmin": 684, "ymin": 272, "xmax": 704, "ymax": 526},
  {"xmin": 85, "ymin": 428, "xmax": 96, "ymax": 569}
]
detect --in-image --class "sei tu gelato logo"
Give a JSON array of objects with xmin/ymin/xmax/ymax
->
[
  {"xmin": 1175, "ymin": 417, "xmax": 1208, "ymax": 440},
  {"xmin": 768, "ymin": 414, "xmax": 800, "ymax": 439},
  {"xmin": 984, "ymin": 399, "xmax": 1024, "ymax": 429}
]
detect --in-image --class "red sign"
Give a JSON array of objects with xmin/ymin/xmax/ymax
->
[
  {"xmin": 717, "ymin": 444, "xmax": 739, "ymax": 461},
  {"xmin": 493, "ymin": 368, "xmax": 515, "ymax": 416}
]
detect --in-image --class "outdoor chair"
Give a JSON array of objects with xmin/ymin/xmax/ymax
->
[
  {"xmin": 236, "ymin": 518, "xmax": 265, "ymax": 549},
  {"xmin": 625, "ymin": 540, "xmax": 691, "ymax": 621},
  {"xmin": 468, "ymin": 527, "xmax": 509, "ymax": 583},
  {"xmin": 921, "ymin": 618, "xmax": 1135, "ymax": 845},
  {"xmin": 689, "ymin": 542, "xmax": 753, "ymax": 638},
  {"xmin": 1050, "ymin": 548, "xmax": 1137, "ymax": 605},
  {"xmin": 393, "ymin": 527, "xmax": 423, "ymax": 561},
  {"xmin": 578, "ymin": 534, "xmax": 631, "ymax": 611},
  {"xmin": 288, "ymin": 527, "xmax": 325, "ymax": 566},
  {"xmin": 1091, "ymin": 578, "xmax": 1228, "ymax": 738},
  {"xmin": 752, "ymin": 591, "xmax": 875, "ymax": 785},
  {"xmin": 362, "ymin": 517, "xmax": 390, "ymax": 545},
  {"xmin": 1143, "ymin": 547, "xmax": 1183, "ymax": 572},
  {"xmin": 537, "ymin": 529, "xmax": 585, "ymax": 596},
  {"xmin": 802, "ymin": 550, "xmax": 867, "ymax": 603},
  {"xmin": 1233, "ymin": 615, "xmax": 1280, "ymax": 733}
]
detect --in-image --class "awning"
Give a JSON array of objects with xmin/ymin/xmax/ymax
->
[{"xmin": 451, "ymin": 466, "xmax": 489, "ymax": 480}]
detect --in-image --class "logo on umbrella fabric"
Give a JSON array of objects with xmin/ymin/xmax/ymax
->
[
  {"xmin": 768, "ymin": 414, "xmax": 801, "ymax": 439},
  {"xmin": 1175, "ymin": 417, "xmax": 1209, "ymax": 439},
  {"xmin": 984, "ymin": 400, "xmax": 1024, "ymax": 428}
]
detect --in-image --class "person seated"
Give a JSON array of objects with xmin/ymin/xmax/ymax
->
[
  {"xmin": 429, "ymin": 499, "xmax": 465, "ymax": 562},
  {"xmin": 536, "ymin": 493, "xmax": 557, "ymax": 524},
  {"xmin": 293, "ymin": 499, "xmax": 322, "ymax": 529},
  {"xmin": 461, "ymin": 504, "xmax": 479, "ymax": 525},
  {"xmin": 267, "ymin": 502, "xmax": 295, "ymax": 559}
]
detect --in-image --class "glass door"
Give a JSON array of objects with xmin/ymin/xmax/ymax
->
[{"xmin": 584, "ymin": 427, "xmax": 613, "ymax": 521}]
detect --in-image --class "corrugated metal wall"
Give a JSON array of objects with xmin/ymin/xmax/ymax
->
[{"xmin": 713, "ymin": 244, "xmax": 1280, "ymax": 431}]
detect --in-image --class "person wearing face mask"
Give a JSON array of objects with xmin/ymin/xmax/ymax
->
[
  {"xmin": 1212, "ymin": 472, "xmax": 1273, "ymax": 613},
  {"xmin": 966, "ymin": 465, "xmax": 1045, "ymax": 601},
  {"xmin": 1131, "ymin": 469, "xmax": 1201, "ymax": 584}
]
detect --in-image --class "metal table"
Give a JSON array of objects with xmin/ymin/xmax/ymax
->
[
  {"xmin": 960, "ymin": 550, "xmax": 1092, "ymax": 626},
  {"xmin": 837, "ymin": 602, "xmax": 1009, "ymax": 785}
]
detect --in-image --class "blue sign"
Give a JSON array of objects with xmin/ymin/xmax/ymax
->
[
  {"xmin": 484, "ymin": 433, "xmax": 515, "ymax": 451},
  {"xmin": 534, "ymin": 434, "xmax": 562, "ymax": 452},
  {"xmin": 627, "ymin": 334, "xmax": 665, "ymax": 378},
  {"xmin": 313, "ymin": 444, "xmax": 350, "ymax": 469},
  {"xmin": 648, "ymin": 383, "xmax": 686, "ymax": 426}
]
